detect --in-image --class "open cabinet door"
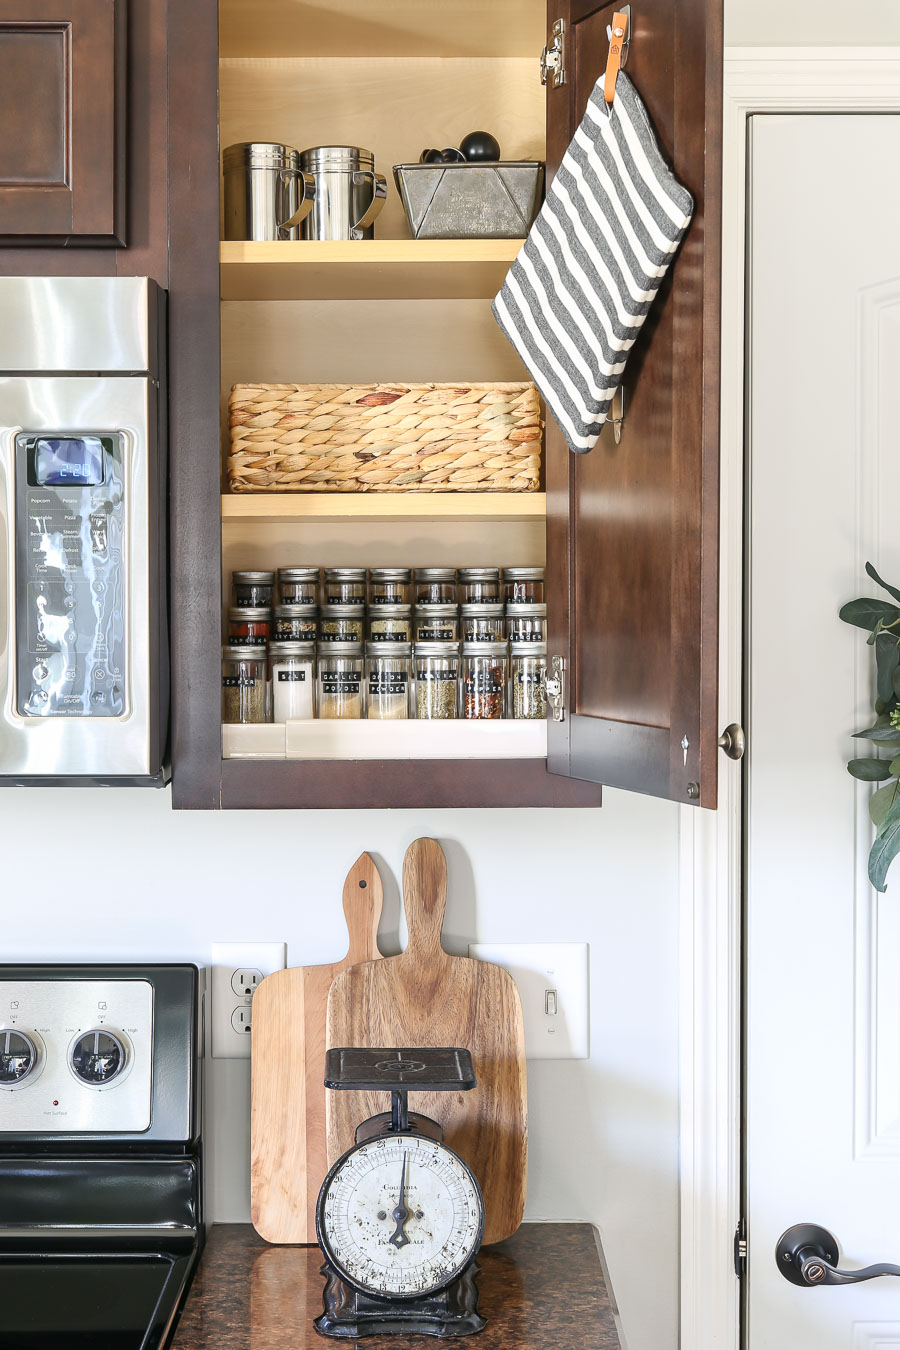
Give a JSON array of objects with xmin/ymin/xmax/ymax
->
[{"xmin": 544, "ymin": 0, "xmax": 722, "ymax": 806}]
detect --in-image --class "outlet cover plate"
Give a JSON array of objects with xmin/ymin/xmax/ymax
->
[
  {"xmin": 468, "ymin": 942, "xmax": 589, "ymax": 1060},
  {"xmin": 211, "ymin": 941, "xmax": 286, "ymax": 1058}
]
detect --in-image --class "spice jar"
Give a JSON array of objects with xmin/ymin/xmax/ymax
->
[
  {"xmin": 227, "ymin": 606, "xmax": 271, "ymax": 647},
  {"xmin": 232, "ymin": 570, "xmax": 275, "ymax": 608},
  {"xmin": 368, "ymin": 604, "xmax": 412, "ymax": 643},
  {"xmin": 269, "ymin": 640, "xmax": 315, "ymax": 721},
  {"xmin": 414, "ymin": 604, "xmax": 459, "ymax": 643},
  {"xmin": 278, "ymin": 567, "xmax": 319, "ymax": 605},
  {"xmin": 222, "ymin": 644, "xmax": 270, "ymax": 724},
  {"xmin": 323, "ymin": 567, "xmax": 366, "ymax": 606},
  {"xmin": 461, "ymin": 603, "xmax": 505, "ymax": 643},
  {"xmin": 414, "ymin": 567, "xmax": 457, "ymax": 605},
  {"xmin": 273, "ymin": 603, "xmax": 318, "ymax": 643},
  {"xmin": 503, "ymin": 567, "xmax": 545, "ymax": 605},
  {"xmin": 317, "ymin": 642, "xmax": 364, "ymax": 719},
  {"xmin": 458, "ymin": 567, "xmax": 501, "ymax": 605},
  {"xmin": 414, "ymin": 642, "xmax": 459, "ymax": 720},
  {"xmin": 369, "ymin": 568, "xmax": 411, "ymax": 606},
  {"xmin": 509, "ymin": 641, "xmax": 547, "ymax": 720},
  {"xmin": 461, "ymin": 641, "xmax": 507, "ymax": 720},
  {"xmin": 319, "ymin": 603, "xmax": 365, "ymax": 644},
  {"xmin": 366, "ymin": 642, "xmax": 412, "ymax": 720},
  {"xmin": 506, "ymin": 602, "xmax": 547, "ymax": 644}
]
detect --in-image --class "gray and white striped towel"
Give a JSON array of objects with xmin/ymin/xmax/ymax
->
[{"xmin": 492, "ymin": 71, "xmax": 694, "ymax": 455}]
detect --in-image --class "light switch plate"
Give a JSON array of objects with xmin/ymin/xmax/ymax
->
[
  {"xmin": 210, "ymin": 942, "xmax": 286, "ymax": 1058},
  {"xmin": 468, "ymin": 942, "xmax": 589, "ymax": 1060}
]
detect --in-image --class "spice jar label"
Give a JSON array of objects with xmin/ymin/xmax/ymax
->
[
  {"xmin": 418, "ymin": 625, "xmax": 455, "ymax": 641},
  {"xmin": 321, "ymin": 675, "xmax": 361, "ymax": 693},
  {"xmin": 278, "ymin": 670, "xmax": 307, "ymax": 682},
  {"xmin": 223, "ymin": 675, "xmax": 257, "ymax": 687}
]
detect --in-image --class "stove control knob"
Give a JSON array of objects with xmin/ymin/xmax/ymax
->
[
  {"xmin": 0, "ymin": 1029, "xmax": 40, "ymax": 1086},
  {"xmin": 70, "ymin": 1029, "xmax": 128, "ymax": 1086}
]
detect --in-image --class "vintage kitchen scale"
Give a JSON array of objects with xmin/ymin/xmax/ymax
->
[{"xmin": 315, "ymin": 1046, "xmax": 487, "ymax": 1339}]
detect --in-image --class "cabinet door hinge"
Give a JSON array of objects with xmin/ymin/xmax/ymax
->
[
  {"xmin": 540, "ymin": 18, "xmax": 567, "ymax": 87},
  {"xmin": 543, "ymin": 654, "xmax": 566, "ymax": 722},
  {"xmin": 734, "ymin": 1219, "xmax": 748, "ymax": 1279}
]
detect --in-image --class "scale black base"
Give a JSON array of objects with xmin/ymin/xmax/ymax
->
[{"xmin": 314, "ymin": 1046, "xmax": 487, "ymax": 1340}]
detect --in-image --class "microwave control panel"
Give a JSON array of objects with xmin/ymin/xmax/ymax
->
[{"xmin": 14, "ymin": 434, "xmax": 127, "ymax": 719}]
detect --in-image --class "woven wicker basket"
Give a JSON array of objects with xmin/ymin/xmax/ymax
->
[{"xmin": 226, "ymin": 382, "xmax": 542, "ymax": 493}]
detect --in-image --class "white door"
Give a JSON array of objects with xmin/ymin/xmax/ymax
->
[{"xmin": 747, "ymin": 114, "xmax": 900, "ymax": 1346}]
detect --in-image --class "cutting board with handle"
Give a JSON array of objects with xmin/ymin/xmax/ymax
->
[
  {"xmin": 326, "ymin": 837, "xmax": 527, "ymax": 1245},
  {"xmin": 251, "ymin": 852, "xmax": 383, "ymax": 1244}
]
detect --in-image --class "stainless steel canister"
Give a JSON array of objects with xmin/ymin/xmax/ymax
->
[
  {"xmin": 299, "ymin": 146, "xmax": 387, "ymax": 241},
  {"xmin": 223, "ymin": 142, "xmax": 316, "ymax": 241}
]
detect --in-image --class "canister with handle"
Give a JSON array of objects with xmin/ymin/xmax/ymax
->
[
  {"xmin": 299, "ymin": 145, "xmax": 387, "ymax": 241},
  {"xmin": 223, "ymin": 142, "xmax": 316, "ymax": 241}
]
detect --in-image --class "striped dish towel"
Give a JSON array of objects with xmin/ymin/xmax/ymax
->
[{"xmin": 492, "ymin": 71, "xmax": 694, "ymax": 455}]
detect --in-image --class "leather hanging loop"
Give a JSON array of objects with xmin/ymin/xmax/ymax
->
[{"xmin": 604, "ymin": 11, "xmax": 630, "ymax": 106}]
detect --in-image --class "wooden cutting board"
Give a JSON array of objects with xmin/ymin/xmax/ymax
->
[
  {"xmin": 251, "ymin": 852, "xmax": 383, "ymax": 1244},
  {"xmin": 326, "ymin": 837, "xmax": 527, "ymax": 1245}
]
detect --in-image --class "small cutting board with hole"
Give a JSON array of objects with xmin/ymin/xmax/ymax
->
[
  {"xmin": 326, "ymin": 837, "xmax": 527, "ymax": 1245},
  {"xmin": 251, "ymin": 853, "xmax": 383, "ymax": 1244}
]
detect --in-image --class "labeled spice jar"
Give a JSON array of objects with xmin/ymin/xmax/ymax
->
[
  {"xmin": 414, "ymin": 604, "xmax": 459, "ymax": 643},
  {"xmin": 278, "ymin": 567, "xmax": 319, "ymax": 605},
  {"xmin": 414, "ymin": 567, "xmax": 457, "ymax": 605},
  {"xmin": 503, "ymin": 566, "xmax": 545, "ymax": 605},
  {"xmin": 222, "ymin": 644, "xmax": 270, "ymax": 724},
  {"xmin": 227, "ymin": 606, "xmax": 271, "ymax": 647},
  {"xmin": 232, "ymin": 570, "xmax": 275, "ymax": 608},
  {"xmin": 509, "ymin": 641, "xmax": 547, "ymax": 720},
  {"xmin": 273, "ymin": 603, "xmax": 318, "ymax": 643},
  {"xmin": 368, "ymin": 604, "xmax": 412, "ymax": 643},
  {"xmin": 317, "ymin": 642, "xmax": 364, "ymax": 719},
  {"xmin": 461, "ymin": 641, "xmax": 507, "ymax": 720},
  {"xmin": 366, "ymin": 642, "xmax": 412, "ymax": 720},
  {"xmin": 414, "ymin": 642, "xmax": 459, "ymax": 720},
  {"xmin": 369, "ymin": 568, "xmax": 411, "ymax": 606},
  {"xmin": 461, "ymin": 603, "xmax": 505, "ymax": 643},
  {"xmin": 323, "ymin": 567, "xmax": 366, "ymax": 606},
  {"xmin": 458, "ymin": 567, "xmax": 501, "ymax": 605},
  {"xmin": 269, "ymin": 640, "xmax": 316, "ymax": 721},
  {"xmin": 506, "ymin": 602, "xmax": 547, "ymax": 644},
  {"xmin": 319, "ymin": 603, "xmax": 365, "ymax": 644}
]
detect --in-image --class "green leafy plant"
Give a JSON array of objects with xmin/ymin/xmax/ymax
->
[{"xmin": 840, "ymin": 562, "xmax": 900, "ymax": 891}]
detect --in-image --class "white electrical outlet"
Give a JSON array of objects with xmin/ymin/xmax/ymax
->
[
  {"xmin": 467, "ymin": 942, "xmax": 589, "ymax": 1060},
  {"xmin": 211, "ymin": 942, "xmax": 286, "ymax": 1058}
]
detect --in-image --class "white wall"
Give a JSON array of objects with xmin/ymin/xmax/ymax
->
[
  {"xmin": 726, "ymin": 0, "xmax": 900, "ymax": 45},
  {"xmin": 0, "ymin": 786, "xmax": 680, "ymax": 1350}
]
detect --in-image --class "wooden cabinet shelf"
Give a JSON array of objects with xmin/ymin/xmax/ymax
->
[
  {"xmin": 221, "ymin": 493, "xmax": 545, "ymax": 524},
  {"xmin": 219, "ymin": 240, "xmax": 522, "ymax": 301}
]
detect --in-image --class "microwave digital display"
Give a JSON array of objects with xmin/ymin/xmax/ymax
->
[{"xmin": 32, "ymin": 437, "xmax": 106, "ymax": 487}]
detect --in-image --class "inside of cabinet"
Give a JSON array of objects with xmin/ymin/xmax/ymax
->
[{"xmin": 218, "ymin": 0, "xmax": 548, "ymax": 765}]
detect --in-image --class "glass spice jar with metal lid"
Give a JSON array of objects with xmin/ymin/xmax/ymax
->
[
  {"xmin": 317, "ymin": 642, "xmax": 364, "ymax": 719},
  {"xmin": 461, "ymin": 641, "xmax": 507, "ymax": 720},
  {"xmin": 232, "ymin": 570, "xmax": 275, "ymax": 608},
  {"xmin": 414, "ymin": 567, "xmax": 457, "ymax": 606},
  {"xmin": 509, "ymin": 641, "xmax": 547, "ymax": 720},
  {"xmin": 414, "ymin": 642, "xmax": 459, "ymax": 720},
  {"xmin": 368, "ymin": 604, "xmax": 412, "ymax": 643},
  {"xmin": 222, "ymin": 644, "xmax": 270, "ymax": 724},
  {"xmin": 365, "ymin": 642, "xmax": 412, "ymax": 720},
  {"xmin": 369, "ymin": 567, "xmax": 411, "ymax": 607},
  {"xmin": 273, "ymin": 603, "xmax": 318, "ymax": 643},
  {"xmin": 278, "ymin": 567, "xmax": 319, "ymax": 605},
  {"xmin": 503, "ymin": 566, "xmax": 545, "ymax": 605},
  {"xmin": 269, "ymin": 640, "xmax": 316, "ymax": 721},
  {"xmin": 323, "ymin": 567, "xmax": 366, "ymax": 606},
  {"xmin": 319, "ymin": 603, "xmax": 365, "ymax": 644},
  {"xmin": 506, "ymin": 602, "xmax": 547, "ymax": 644},
  {"xmin": 461, "ymin": 603, "xmax": 506, "ymax": 643},
  {"xmin": 458, "ymin": 567, "xmax": 501, "ymax": 605},
  {"xmin": 414, "ymin": 604, "xmax": 459, "ymax": 643},
  {"xmin": 226, "ymin": 606, "xmax": 271, "ymax": 647}
]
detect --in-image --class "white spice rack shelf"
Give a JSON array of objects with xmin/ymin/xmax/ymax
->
[{"xmin": 222, "ymin": 719, "xmax": 548, "ymax": 760}]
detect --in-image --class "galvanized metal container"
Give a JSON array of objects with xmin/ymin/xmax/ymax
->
[{"xmin": 393, "ymin": 161, "xmax": 544, "ymax": 240}]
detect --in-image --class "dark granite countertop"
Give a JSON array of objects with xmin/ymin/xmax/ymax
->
[{"xmin": 170, "ymin": 1223, "xmax": 621, "ymax": 1350}]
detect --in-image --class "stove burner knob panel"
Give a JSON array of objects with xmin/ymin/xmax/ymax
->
[
  {"xmin": 69, "ymin": 1029, "xmax": 130, "ymax": 1087},
  {"xmin": 0, "ymin": 1028, "xmax": 43, "ymax": 1089}
]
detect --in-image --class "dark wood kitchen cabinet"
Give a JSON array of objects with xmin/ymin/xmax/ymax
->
[{"xmin": 165, "ymin": 0, "xmax": 722, "ymax": 810}]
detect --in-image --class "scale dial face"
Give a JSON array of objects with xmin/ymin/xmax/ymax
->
[{"xmin": 317, "ymin": 1133, "xmax": 484, "ymax": 1299}]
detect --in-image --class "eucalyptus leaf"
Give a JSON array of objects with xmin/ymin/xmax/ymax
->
[
  {"xmin": 870, "ymin": 782, "xmax": 900, "ymax": 828},
  {"xmin": 853, "ymin": 725, "xmax": 900, "ymax": 744},
  {"xmin": 865, "ymin": 562, "xmax": 900, "ymax": 605},
  {"xmin": 893, "ymin": 666, "xmax": 900, "ymax": 700},
  {"xmin": 876, "ymin": 633, "xmax": 900, "ymax": 703},
  {"xmin": 868, "ymin": 800, "xmax": 900, "ymax": 891},
  {"xmin": 890, "ymin": 755, "xmax": 900, "ymax": 776},
  {"xmin": 840, "ymin": 597, "xmax": 900, "ymax": 631},
  {"xmin": 848, "ymin": 758, "xmax": 894, "ymax": 781}
]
